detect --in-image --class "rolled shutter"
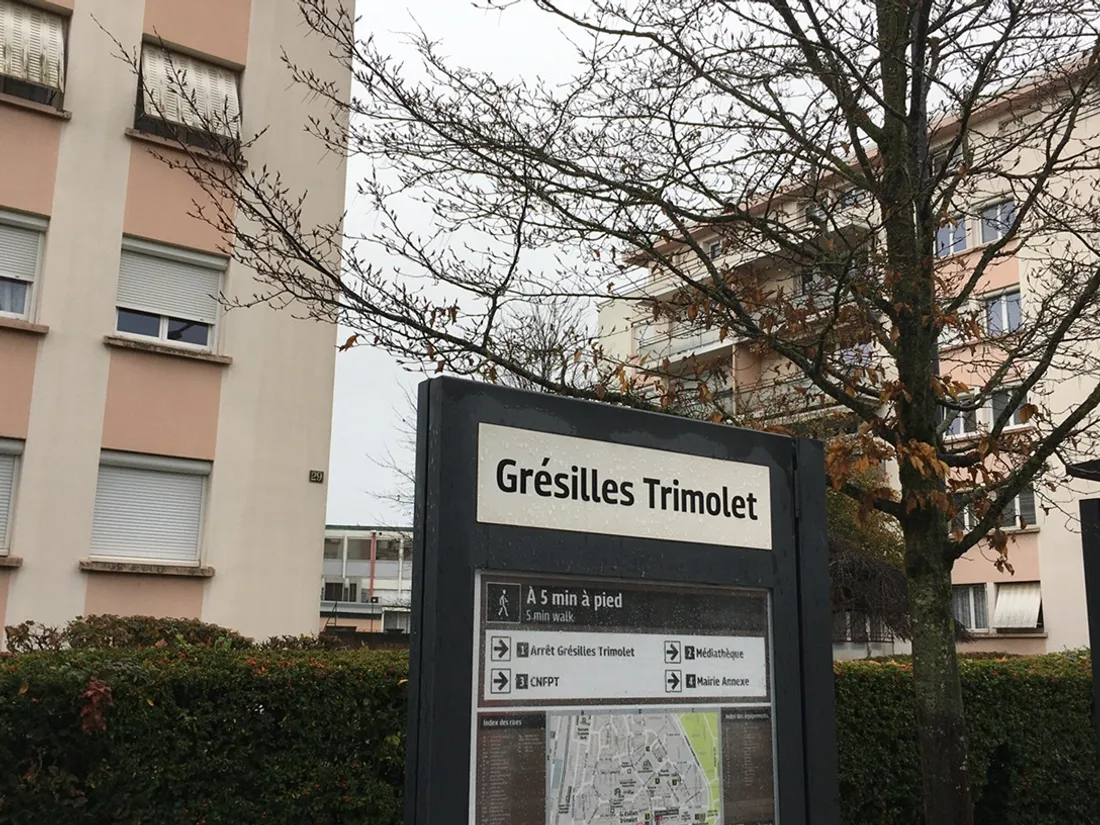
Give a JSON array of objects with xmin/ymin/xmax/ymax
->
[
  {"xmin": 0, "ymin": 221, "xmax": 40, "ymax": 282},
  {"xmin": 116, "ymin": 248, "xmax": 222, "ymax": 324},
  {"xmin": 992, "ymin": 582, "xmax": 1042, "ymax": 629},
  {"xmin": 140, "ymin": 45, "xmax": 240, "ymax": 137},
  {"xmin": 90, "ymin": 465, "xmax": 204, "ymax": 563},
  {"xmin": 0, "ymin": 1, "xmax": 65, "ymax": 90},
  {"xmin": 141, "ymin": 46, "xmax": 181, "ymax": 124},
  {"xmin": 0, "ymin": 454, "xmax": 14, "ymax": 546}
]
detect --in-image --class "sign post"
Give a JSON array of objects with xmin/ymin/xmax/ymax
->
[{"xmin": 406, "ymin": 377, "xmax": 838, "ymax": 825}]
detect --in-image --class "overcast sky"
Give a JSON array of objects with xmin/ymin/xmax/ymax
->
[{"xmin": 324, "ymin": 1, "xmax": 574, "ymax": 527}]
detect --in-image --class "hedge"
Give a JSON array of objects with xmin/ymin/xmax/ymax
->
[
  {"xmin": 0, "ymin": 649, "xmax": 408, "ymax": 825},
  {"xmin": 836, "ymin": 651, "xmax": 1100, "ymax": 824},
  {"xmin": 0, "ymin": 647, "xmax": 1095, "ymax": 824}
]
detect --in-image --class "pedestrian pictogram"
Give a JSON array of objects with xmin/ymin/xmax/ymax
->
[
  {"xmin": 486, "ymin": 583, "xmax": 521, "ymax": 623},
  {"xmin": 664, "ymin": 640, "xmax": 681, "ymax": 663},
  {"xmin": 490, "ymin": 636, "xmax": 511, "ymax": 661},
  {"xmin": 665, "ymin": 669, "xmax": 682, "ymax": 693},
  {"xmin": 490, "ymin": 668, "xmax": 511, "ymax": 694}
]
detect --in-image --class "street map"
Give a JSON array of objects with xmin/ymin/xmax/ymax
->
[{"xmin": 546, "ymin": 710, "xmax": 721, "ymax": 825}]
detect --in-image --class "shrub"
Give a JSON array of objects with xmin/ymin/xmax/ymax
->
[
  {"xmin": 0, "ymin": 648, "xmax": 408, "ymax": 825},
  {"xmin": 836, "ymin": 651, "xmax": 1100, "ymax": 824},
  {"xmin": 0, "ymin": 646, "xmax": 1093, "ymax": 824},
  {"xmin": 4, "ymin": 616, "xmax": 254, "ymax": 653},
  {"xmin": 3, "ymin": 616, "xmax": 346, "ymax": 654}
]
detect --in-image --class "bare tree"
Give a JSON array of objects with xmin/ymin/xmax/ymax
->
[{"xmin": 117, "ymin": 0, "xmax": 1100, "ymax": 819}]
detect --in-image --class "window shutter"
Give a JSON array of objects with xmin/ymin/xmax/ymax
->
[
  {"xmin": 0, "ymin": 1, "xmax": 64, "ymax": 90},
  {"xmin": 141, "ymin": 46, "xmax": 181, "ymax": 124},
  {"xmin": 0, "ymin": 454, "xmax": 14, "ymax": 546},
  {"xmin": 117, "ymin": 248, "xmax": 222, "ymax": 324},
  {"xmin": 992, "ymin": 582, "xmax": 1042, "ymax": 629},
  {"xmin": 0, "ymin": 221, "xmax": 40, "ymax": 282},
  {"xmin": 140, "ymin": 45, "xmax": 240, "ymax": 137},
  {"xmin": 90, "ymin": 466, "xmax": 204, "ymax": 563}
]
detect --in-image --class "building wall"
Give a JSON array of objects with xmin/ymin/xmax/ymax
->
[{"xmin": 0, "ymin": 0, "xmax": 348, "ymax": 642}]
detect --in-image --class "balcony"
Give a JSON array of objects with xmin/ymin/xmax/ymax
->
[
  {"xmin": 736, "ymin": 376, "xmax": 835, "ymax": 420},
  {"xmin": 637, "ymin": 323, "xmax": 733, "ymax": 364}
]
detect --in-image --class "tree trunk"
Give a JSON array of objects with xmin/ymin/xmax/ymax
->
[{"xmin": 906, "ymin": 520, "xmax": 973, "ymax": 825}]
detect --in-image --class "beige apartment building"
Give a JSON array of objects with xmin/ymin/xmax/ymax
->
[
  {"xmin": 0, "ymin": 0, "xmax": 349, "ymax": 641},
  {"xmin": 598, "ymin": 90, "xmax": 1099, "ymax": 658}
]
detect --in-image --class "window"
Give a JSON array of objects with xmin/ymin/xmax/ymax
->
[
  {"xmin": 799, "ymin": 267, "xmax": 830, "ymax": 296},
  {"xmin": 383, "ymin": 610, "xmax": 411, "ymax": 633},
  {"xmin": 836, "ymin": 188, "xmax": 866, "ymax": 210},
  {"xmin": 0, "ymin": 1, "xmax": 66, "ymax": 108},
  {"xmin": 375, "ymin": 538, "xmax": 401, "ymax": 561},
  {"xmin": 838, "ymin": 342, "xmax": 873, "ymax": 368},
  {"xmin": 0, "ymin": 437, "xmax": 22, "ymax": 552},
  {"xmin": 992, "ymin": 582, "xmax": 1042, "ymax": 631},
  {"xmin": 708, "ymin": 241, "xmax": 722, "ymax": 260},
  {"xmin": 0, "ymin": 211, "xmax": 44, "ymax": 319},
  {"xmin": 956, "ymin": 485, "xmax": 1037, "ymax": 531},
  {"xmin": 936, "ymin": 217, "xmax": 967, "ymax": 257},
  {"xmin": 322, "ymin": 581, "xmax": 343, "ymax": 601},
  {"xmin": 136, "ymin": 44, "xmax": 241, "ymax": 146},
  {"xmin": 323, "ymin": 538, "xmax": 342, "ymax": 560},
  {"xmin": 932, "ymin": 145, "xmax": 962, "ymax": 176},
  {"xmin": 985, "ymin": 289, "xmax": 1021, "ymax": 335},
  {"xmin": 115, "ymin": 239, "xmax": 225, "ymax": 349},
  {"xmin": 998, "ymin": 485, "xmax": 1037, "ymax": 529},
  {"xmin": 952, "ymin": 584, "xmax": 989, "ymax": 631},
  {"xmin": 90, "ymin": 451, "xmax": 210, "ymax": 563},
  {"xmin": 980, "ymin": 200, "xmax": 1016, "ymax": 244},
  {"xmin": 991, "ymin": 387, "xmax": 1028, "ymax": 428},
  {"xmin": 943, "ymin": 398, "xmax": 979, "ymax": 438},
  {"xmin": 347, "ymin": 538, "xmax": 373, "ymax": 561}
]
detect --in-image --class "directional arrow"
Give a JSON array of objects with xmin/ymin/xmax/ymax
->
[
  {"xmin": 666, "ymin": 642, "xmax": 680, "ymax": 663},
  {"xmin": 494, "ymin": 638, "xmax": 510, "ymax": 659},
  {"xmin": 489, "ymin": 668, "xmax": 512, "ymax": 694},
  {"xmin": 665, "ymin": 669, "xmax": 682, "ymax": 693}
]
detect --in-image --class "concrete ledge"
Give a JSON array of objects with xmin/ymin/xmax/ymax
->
[
  {"xmin": 0, "ymin": 92, "xmax": 71, "ymax": 119},
  {"xmin": 79, "ymin": 559, "xmax": 215, "ymax": 578},
  {"xmin": 125, "ymin": 127, "xmax": 245, "ymax": 167},
  {"xmin": 0, "ymin": 555, "xmax": 24, "ymax": 569},
  {"xmin": 0, "ymin": 317, "xmax": 49, "ymax": 335},
  {"xmin": 104, "ymin": 335, "xmax": 232, "ymax": 365}
]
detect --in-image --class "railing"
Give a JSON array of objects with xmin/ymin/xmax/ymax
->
[
  {"xmin": 638, "ymin": 324, "xmax": 730, "ymax": 361},
  {"xmin": 736, "ymin": 376, "xmax": 833, "ymax": 418}
]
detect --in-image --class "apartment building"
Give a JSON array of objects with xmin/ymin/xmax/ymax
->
[
  {"xmin": 319, "ymin": 526, "xmax": 413, "ymax": 636},
  {"xmin": 598, "ymin": 94, "xmax": 1097, "ymax": 658},
  {"xmin": 0, "ymin": 0, "xmax": 349, "ymax": 641}
]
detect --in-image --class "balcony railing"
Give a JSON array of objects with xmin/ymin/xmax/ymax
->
[
  {"xmin": 737, "ymin": 376, "xmax": 833, "ymax": 418},
  {"xmin": 638, "ymin": 324, "xmax": 731, "ymax": 362}
]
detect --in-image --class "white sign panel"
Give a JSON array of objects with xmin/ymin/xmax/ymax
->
[
  {"xmin": 481, "ymin": 629, "xmax": 767, "ymax": 702},
  {"xmin": 476, "ymin": 423, "xmax": 772, "ymax": 549}
]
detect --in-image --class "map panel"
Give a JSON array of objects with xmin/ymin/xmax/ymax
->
[{"xmin": 546, "ymin": 710, "xmax": 721, "ymax": 825}]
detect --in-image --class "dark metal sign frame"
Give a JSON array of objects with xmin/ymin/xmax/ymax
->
[{"xmin": 405, "ymin": 376, "xmax": 838, "ymax": 825}]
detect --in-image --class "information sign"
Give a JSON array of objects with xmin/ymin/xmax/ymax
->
[
  {"xmin": 471, "ymin": 573, "xmax": 776, "ymax": 825},
  {"xmin": 405, "ymin": 378, "xmax": 839, "ymax": 825}
]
